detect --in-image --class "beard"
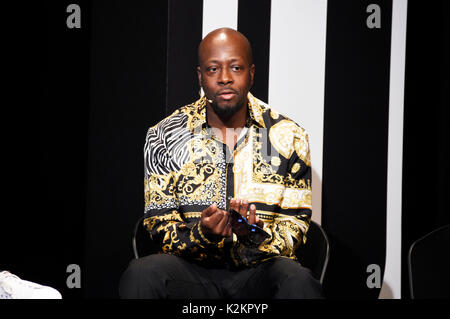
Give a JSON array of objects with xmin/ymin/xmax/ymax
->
[
  {"xmin": 209, "ymin": 91, "xmax": 246, "ymax": 120},
  {"xmin": 210, "ymin": 100, "xmax": 242, "ymax": 119}
]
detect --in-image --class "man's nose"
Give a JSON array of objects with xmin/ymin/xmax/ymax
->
[{"xmin": 218, "ymin": 68, "xmax": 233, "ymax": 85}]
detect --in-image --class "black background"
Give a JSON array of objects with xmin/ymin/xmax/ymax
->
[{"xmin": 401, "ymin": 0, "xmax": 449, "ymax": 299}]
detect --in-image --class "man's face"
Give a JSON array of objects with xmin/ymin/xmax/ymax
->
[{"xmin": 197, "ymin": 34, "xmax": 254, "ymax": 119}]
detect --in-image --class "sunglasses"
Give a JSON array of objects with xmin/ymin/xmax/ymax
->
[{"xmin": 229, "ymin": 209, "xmax": 271, "ymax": 247}]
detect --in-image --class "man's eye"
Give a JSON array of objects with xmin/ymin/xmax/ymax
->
[
  {"xmin": 231, "ymin": 66, "xmax": 241, "ymax": 71},
  {"xmin": 208, "ymin": 67, "xmax": 218, "ymax": 72}
]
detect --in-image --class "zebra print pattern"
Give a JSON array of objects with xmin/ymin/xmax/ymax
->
[{"xmin": 144, "ymin": 112, "xmax": 193, "ymax": 176}]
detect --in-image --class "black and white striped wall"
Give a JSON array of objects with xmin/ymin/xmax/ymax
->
[
  {"xmin": 164, "ymin": 0, "xmax": 408, "ymax": 299},
  {"xmin": 38, "ymin": 0, "xmax": 448, "ymax": 299}
]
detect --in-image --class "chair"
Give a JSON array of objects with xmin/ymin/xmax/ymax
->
[
  {"xmin": 132, "ymin": 215, "xmax": 159, "ymax": 259},
  {"xmin": 408, "ymin": 224, "xmax": 450, "ymax": 299},
  {"xmin": 295, "ymin": 220, "xmax": 330, "ymax": 284},
  {"xmin": 132, "ymin": 216, "xmax": 330, "ymax": 284}
]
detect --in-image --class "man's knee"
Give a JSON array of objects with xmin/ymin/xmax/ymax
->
[
  {"xmin": 123, "ymin": 253, "xmax": 184, "ymax": 280},
  {"xmin": 271, "ymin": 258, "xmax": 311, "ymax": 279},
  {"xmin": 119, "ymin": 254, "xmax": 180, "ymax": 298},
  {"xmin": 268, "ymin": 258, "xmax": 324, "ymax": 298}
]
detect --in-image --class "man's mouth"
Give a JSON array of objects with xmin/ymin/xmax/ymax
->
[{"xmin": 217, "ymin": 89, "xmax": 237, "ymax": 101}]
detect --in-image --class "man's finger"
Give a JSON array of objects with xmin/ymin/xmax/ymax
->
[
  {"xmin": 230, "ymin": 198, "xmax": 239, "ymax": 213},
  {"xmin": 248, "ymin": 203, "xmax": 257, "ymax": 224},
  {"xmin": 230, "ymin": 198, "xmax": 249, "ymax": 219},
  {"xmin": 255, "ymin": 215, "xmax": 264, "ymax": 228},
  {"xmin": 202, "ymin": 203, "xmax": 218, "ymax": 217},
  {"xmin": 215, "ymin": 210, "xmax": 229, "ymax": 236},
  {"xmin": 201, "ymin": 205, "xmax": 220, "ymax": 232},
  {"xmin": 208, "ymin": 210, "xmax": 224, "ymax": 226},
  {"xmin": 240, "ymin": 199, "xmax": 249, "ymax": 218}
]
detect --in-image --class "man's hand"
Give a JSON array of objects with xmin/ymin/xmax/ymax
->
[
  {"xmin": 230, "ymin": 198, "xmax": 264, "ymax": 228},
  {"xmin": 200, "ymin": 204, "xmax": 232, "ymax": 241}
]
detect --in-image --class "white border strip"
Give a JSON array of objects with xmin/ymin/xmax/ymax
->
[
  {"xmin": 202, "ymin": 0, "xmax": 238, "ymax": 38},
  {"xmin": 379, "ymin": 0, "xmax": 408, "ymax": 299}
]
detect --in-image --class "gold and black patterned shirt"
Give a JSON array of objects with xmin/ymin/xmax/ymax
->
[{"xmin": 143, "ymin": 92, "xmax": 312, "ymax": 268}]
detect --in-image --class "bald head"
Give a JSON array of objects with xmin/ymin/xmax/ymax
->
[{"xmin": 198, "ymin": 28, "xmax": 253, "ymax": 67}]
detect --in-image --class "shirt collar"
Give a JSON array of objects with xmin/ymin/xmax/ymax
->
[{"xmin": 190, "ymin": 92, "xmax": 266, "ymax": 134}]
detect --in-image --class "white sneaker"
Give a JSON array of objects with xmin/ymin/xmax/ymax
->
[{"xmin": 0, "ymin": 271, "xmax": 62, "ymax": 299}]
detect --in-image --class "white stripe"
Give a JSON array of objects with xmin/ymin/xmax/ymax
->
[
  {"xmin": 268, "ymin": 0, "xmax": 328, "ymax": 224},
  {"xmin": 202, "ymin": 0, "xmax": 238, "ymax": 38},
  {"xmin": 379, "ymin": 0, "xmax": 408, "ymax": 299}
]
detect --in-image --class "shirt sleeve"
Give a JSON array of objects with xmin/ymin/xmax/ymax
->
[
  {"xmin": 260, "ymin": 128, "xmax": 312, "ymax": 259},
  {"xmin": 142, "ymin": 126, "xmax": 223, "ymax": 261}
]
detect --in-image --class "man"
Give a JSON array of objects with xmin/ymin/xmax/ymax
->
[{"xmin": 119, "ymin": 28, "xmax": 323, "ymax": 298}]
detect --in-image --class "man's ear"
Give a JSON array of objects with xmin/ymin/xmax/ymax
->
[
  {"xmin": 249, "ymin": 64, "xmax": 255, "ymax": 86},
  {"xmin": 197, "ymin": 66, "xmax": 202, "ymax": 87}
]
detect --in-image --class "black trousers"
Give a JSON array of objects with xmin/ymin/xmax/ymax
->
[{"xmin": 119, "ymin": 254, "xmax": 324, "ymax": 299}]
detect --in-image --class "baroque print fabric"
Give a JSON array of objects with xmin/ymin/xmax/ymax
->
[{"xmin": 143, "ymin": 92, "xmax": 312, "ymax": 267}]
